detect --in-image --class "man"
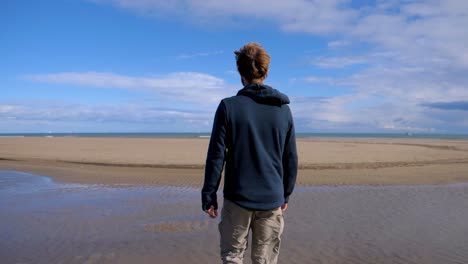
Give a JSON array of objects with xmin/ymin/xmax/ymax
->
[{"xmin": 202, "ymin": 42, "xmax": 298, "ymax": 264}]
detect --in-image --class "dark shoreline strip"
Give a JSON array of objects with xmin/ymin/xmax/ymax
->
[
  {"xmin": 300, "ymin": 159, "xmax": 468, "ymax": 170},
  {"xmin": 296, "ymin": 139, "xmax": 468, "ymax": 152},
  {"xmin": 0, "ymin": 157, "xmax": 19, "ymax": 161},
  {"xmin": 60, "ymin": 160, "xmax": 204, "ymax": 169},
  {"xmin": 3, "ymin": 158, "xmax": 468, "ymax": 170}
]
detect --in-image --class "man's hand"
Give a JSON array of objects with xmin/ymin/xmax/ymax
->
[
  {"xmin": 281, "ymin": 203, "xmax": 288, "ymax": 212},
  {"xmin": 205, "ymin": 205, "xmax": 218, "ymax": 219}
]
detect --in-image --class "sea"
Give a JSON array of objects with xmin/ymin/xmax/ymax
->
[{"xmin": 1, "ymin": 132, "xmax": 468, "ymax": 140}]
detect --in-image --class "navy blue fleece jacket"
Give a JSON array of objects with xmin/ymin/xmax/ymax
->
[{"xmin": 201, "ymin": 83, "xmax": 298, "ymax": 211}]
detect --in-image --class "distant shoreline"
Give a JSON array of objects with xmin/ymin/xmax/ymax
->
[{"xmin": 1, "ymin": 132, "xmax": 468, "ymax": 140}]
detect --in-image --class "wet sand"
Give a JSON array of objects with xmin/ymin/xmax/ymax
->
[
  {"xmin": 2, "ymin": 137, "xmax": 468, "ymax": 263},
  {"xmin": 1, "ymin": 171, "xmax": 468, "ymax": 264},
  {"xmin": 1, "ymin": 137, "xmax": 468, "ymax": 186}
]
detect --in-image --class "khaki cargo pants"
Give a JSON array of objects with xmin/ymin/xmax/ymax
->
[{"xmin": 219, "ymin": 199, "xmax": 285, "ymax": 264}]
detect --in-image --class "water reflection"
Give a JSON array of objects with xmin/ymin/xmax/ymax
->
[{"xmin": 1, "ymin": 171, "xmax": 468, "ymax": 264}]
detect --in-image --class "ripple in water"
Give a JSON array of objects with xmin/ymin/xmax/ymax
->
[{"xmin": 1, "ymin": 171, "xmax": 468, "ymax": 264}]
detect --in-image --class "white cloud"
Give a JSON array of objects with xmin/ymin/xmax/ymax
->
[
  {"xmin": 0, "ymin": 102, "xmax": 214, "ymax": 132},
  {"xmin": 176, "ymin": 50, "xmax": 224, "ymax": 59},
  {"xmin": 309, "ymin": 56, "xmax": 368, "ymax": 68},
  {"xmin": 92, "ymin": 0, "xmax": 468, "ymax": 71},
  {"xmin": 303, "ymin": 77, "xmax": 327, "ymax": 83},
  {"xmin": 351, "ymin": 1, "xmax": 468, "ymax": 68},
  {"xmin": 16, "ymin": 71, "xmax": 241, "ymax": 132},
  {"xmin": 327, "ymin": 40, "xmax": 349, "ymax": 49},
  {"xmin": 25, "ymin": 71, "xmax": 237, "ymax": 104},
  {"xmin": 296, "ymin": 1, "xmax": 468, "ymax": 132},
  {"xmin": 290, "ymin": 94, "xmax": 447, "ymax": 132},
  {"xmin": 92, "ymin": 0, "xmax": 357, "ymax": 34},
  {"xmin": 302, "ymin": 76, "xmax": 344, "ymax": 86},
  {"xmin": 299, "ymin": 61, "xmax": 468, "ymax": 132},
  {"xmin": 0, "ymin": 105, "xmax": 20, "ymax": 113}
]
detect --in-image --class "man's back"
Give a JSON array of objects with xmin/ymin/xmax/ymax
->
[{"xmin": 207, "ymin": 83, "xmax": 297, "ymax": 210}]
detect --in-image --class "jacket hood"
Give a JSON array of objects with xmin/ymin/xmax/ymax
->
[{"xmin": 236, "ymin": 83, "xmax": 290, "ymax": 106}]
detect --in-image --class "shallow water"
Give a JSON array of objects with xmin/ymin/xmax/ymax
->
[
  {"xmin": 287, "ymin": 185, "xmax": 468, "ymax": 264},
  {"xmin": 1, "ymin": 171, "xmax": 468, "ymax": 264}
]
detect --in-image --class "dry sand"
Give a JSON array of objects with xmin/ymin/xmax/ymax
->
[{"xmin": 1, "ymin": 136, "xmax": 468, "ymax": 186}]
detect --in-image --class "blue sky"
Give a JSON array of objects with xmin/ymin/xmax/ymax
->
[{"xmin": 2, "ymin": 0, "xmax": 468, "ymax": 133}]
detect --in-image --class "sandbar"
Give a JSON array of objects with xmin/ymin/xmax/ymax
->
[{"xmin": 1, "ymin": 137, "xmax": 468, "ymax": 186}]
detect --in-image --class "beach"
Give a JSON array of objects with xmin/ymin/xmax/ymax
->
[
  {"xmin": 1, "ymin": 136, "xmax": 468, "ymax": 186},
  {"xmin": 1, "ymin": 136, "xmax": 468, "ymax": 263}
]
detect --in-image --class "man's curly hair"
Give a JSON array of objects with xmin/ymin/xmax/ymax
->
[{"xmin": 234, "ymin": 43, "xmax": 270, "ymax": 83}]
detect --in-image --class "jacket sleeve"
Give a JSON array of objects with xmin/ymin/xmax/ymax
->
[
  {"xmin": 282, "ymin": 109, "xmax": 298, "ymax": 203},
  {"xmin": 201, "ymin": 100, "xmax": 228, "ymax": 211}
]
